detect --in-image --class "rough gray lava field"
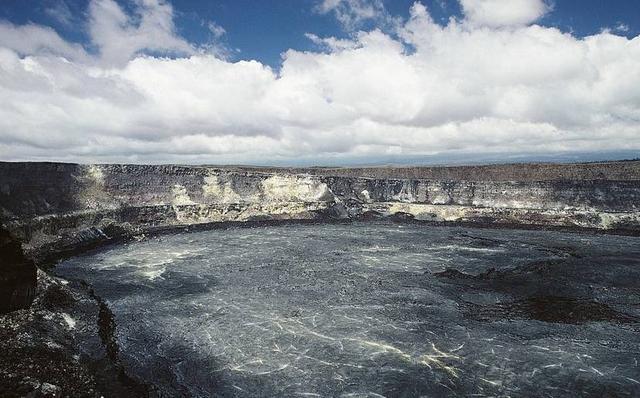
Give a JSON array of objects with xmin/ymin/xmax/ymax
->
[{"xmin": 55, "ymin": 222, "xmax": 640, "ymax": 397}]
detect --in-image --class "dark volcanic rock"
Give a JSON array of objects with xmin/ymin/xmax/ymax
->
[
  {"xmin": 0, "ymin": 226, "xmax": 36, "ymax": 314},
  {"xmin": 434, "ymin": 241, "xmax": 640, "ymax": 328},
  {"xmin": 0, "ymin": 271, "xmax": 149, "ymax": 397},
  {"xmin": 467, "ymin": 296, "xmax": 638, "ymax": 324}
]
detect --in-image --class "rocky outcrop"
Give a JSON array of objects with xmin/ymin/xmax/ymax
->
[
  {"xmin": 0, "ymin": 270, "xmax": 148, "ymax": 397},
  {"xmin": 0, "ymin": 227, "xmax": 36, "ymax": 314},
  {"xmin": 1, "ymin": 161, "xmax": 639, "ymax": 266}
]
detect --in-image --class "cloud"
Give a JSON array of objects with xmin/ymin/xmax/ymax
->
[
  {"xmin": 44, "ymin": 0, "xmax": 75, "ymax": 27},
  {"xmin": 314, "ymin": 0, "xmax": 399, "ymax": 31},
  {"xmin": 207, "ymin": 21, "xmax": 226, "ymax": 39},
  {"xmin": 201, "ymin": 20, "xmax": 233, "ymax": 59},
  {"xmin": 614, "ymin": 22, "xmax": 630, "ymax": 34},
  {"xmin": 0, "ymin": 21, "xmax": 89, "ymax": 61},
  {"xmin": 305, "ymin": 33, "xmax": 357, "ymax": 51},
  {"xmin": 88, "ymin": 0, "xmax": 194, "ymax": 66},
  {"xmin": 0, "ymin": 0, "xmax": 639, "ymax": 164},
  {"xmin": 460, "ymin": 0, "xmax": 551, "ymax": 28}
]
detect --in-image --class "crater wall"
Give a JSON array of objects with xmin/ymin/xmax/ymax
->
[{"xmin": 0, "ymin": 161, "xmax": 639, "ymax": 267}]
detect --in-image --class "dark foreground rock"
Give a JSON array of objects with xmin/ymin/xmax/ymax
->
[
  {"xmin": 0, "ymin": 227, "xmax": 36, "ymax": 314},
  {"xmin": 0, "ymin": 271, "xmax": 148, "ymax": 397}
]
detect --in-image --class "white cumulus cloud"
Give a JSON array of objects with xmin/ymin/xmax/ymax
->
[
  {"xmin": 460, "ymin": 0, "xmax": 551, "ymax": 28},
  {"xmin": 0, "ymin": 0, "xmax": 638, "ymax": 164},
  {"xmin": 88, "ymin": 0, "xmax": 194, "ymax": 66}
]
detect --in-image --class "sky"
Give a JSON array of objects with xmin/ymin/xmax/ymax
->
[{"xmin": 0, "ymin": 0, "xmax": 639, "ymax": 165}]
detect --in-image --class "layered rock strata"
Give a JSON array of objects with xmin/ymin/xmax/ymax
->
[{"xmin": 0, "ymin": 161, "xmax": 639, "ymax": 264}]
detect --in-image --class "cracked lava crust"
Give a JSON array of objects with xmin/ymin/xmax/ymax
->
[{"xmin": 52, "ymin": 221, "xmax": 640, "ymax": 397}]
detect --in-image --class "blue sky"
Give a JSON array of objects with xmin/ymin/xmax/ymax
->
[
  {"xmin": 0, "ymin": 0, "xmax": 638, "ymax": 165},
  {"xmin": 1, "ymin": 0, "xmax": 638, "ymax": 68}
]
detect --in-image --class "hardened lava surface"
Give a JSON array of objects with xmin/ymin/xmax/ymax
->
[{"xmin": 55, "ymin": 222, "xmax": 640, "ymax": 397}]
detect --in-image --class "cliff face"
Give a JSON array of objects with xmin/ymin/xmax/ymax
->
[
  {"xmin": 1, "ymin": 161, "xmax": 639, "ymax": 263},
  {"xmin": 0, "ymin": 227, "xmax": 36, "ymax": 313}
]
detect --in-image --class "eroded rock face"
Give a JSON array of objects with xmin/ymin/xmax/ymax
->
[
  {"xmin": 0, "ymin": 161, "xmax": 639, "ymax": 265},
  {"xmin": 0, "ymin": 227, "xmax": 36, "ymax": 314},
  {"xmin": 0, "ymin": 270, "xmax": 148, "ymax": 397}
]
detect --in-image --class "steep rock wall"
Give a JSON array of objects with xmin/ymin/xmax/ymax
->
[
  {"xmin": 0, "ymin": 227, "xmax": 36, "ymax": 313},
  {"xmin": 1, "ymin": 161, "xmax": 639, "ymax": 263}
]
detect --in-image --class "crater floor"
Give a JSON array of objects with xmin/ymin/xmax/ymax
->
[{"xmin": 55, "ymin": 222, "xmax": 640, "ymax": 397}]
